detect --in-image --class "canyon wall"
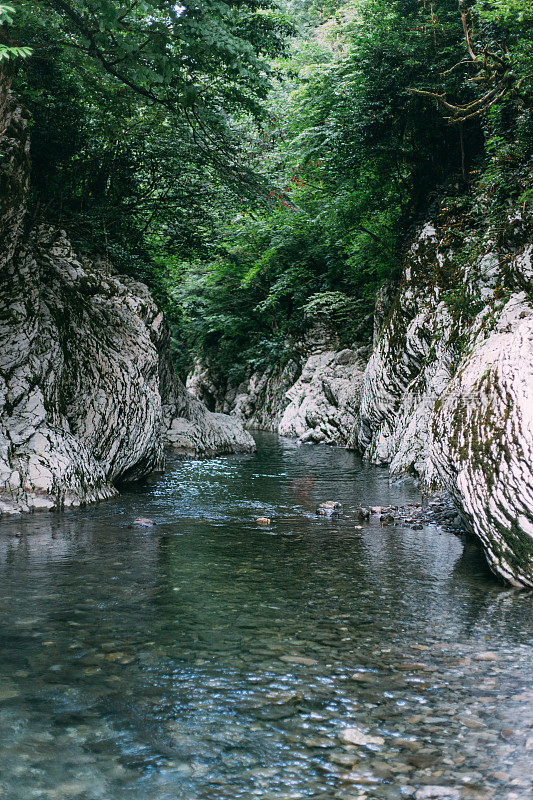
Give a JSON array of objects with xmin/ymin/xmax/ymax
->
[
  {"xmin": 187, "ymin": 331, "xmax": 368, "ymax": 447},
  {"xmin": 353, "ymin": 218, "xmax": 532, "ymax": 587},
  {"xmin": 0, "ymin": 78, "xmax": 254, "ymax": 514},
  {"xmin": 189, "ymin": 213, "xmax": 533, "ymax": 587}
]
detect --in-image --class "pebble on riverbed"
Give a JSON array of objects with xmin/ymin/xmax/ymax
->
[{"xmin": 339, "ymin": 727, "xmax": 385, "ymax": 747}]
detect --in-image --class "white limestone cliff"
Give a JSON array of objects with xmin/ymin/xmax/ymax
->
[
  {"xmin": 0, "ymin": 79, "xmax": 254, "ymax": 515},
  {"xmin": 353, "ymin": 219, "xmax": 533, "ymax": 587}
]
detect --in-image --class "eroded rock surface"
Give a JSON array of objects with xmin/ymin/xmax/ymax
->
[
  {"xmin": 277, "ymin": 347, "xmax": 367, "ymax": 444},
  {"xmin": 431, "ymin": 295, "xmax": 533, "ymax": 587},
  {"xmin": 0, "ymin": 79, "xmax": 253, "ymax": 514},
  {"xmin": 352, "ymin": 218, "xmax": 533, "ymax": 586},
  {"xmin": 187, "ymin": 340, "xmax": 367, "ymax": 446}
]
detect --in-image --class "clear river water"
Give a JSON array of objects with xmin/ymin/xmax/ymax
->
[{"xmin": 0, "ymin": 433, "xmax": 531, "ymax": 800}]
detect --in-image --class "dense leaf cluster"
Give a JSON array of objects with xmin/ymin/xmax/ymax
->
[
  {"xmin": 4, "ymin": 0, "xmax": 532, "ymax": 380},
  {"xmin": 168, "ymin": 0, "xmax": 531, "ymax": 379}
]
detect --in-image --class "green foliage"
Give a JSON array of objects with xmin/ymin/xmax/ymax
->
[
  {"xmin": 11, "ymin": 0, "xmax": 292, "ymax": 281},
  {"xmin": 0, "ymin": 4, "xmax": 32, "ymax": 60},
  {"xmin": 7, "ymin": 0, "xmax": 532, "ymax": 381},
  {"xmin": 151, "ymin": 0, "xmax": 532, "ymax": 380}
]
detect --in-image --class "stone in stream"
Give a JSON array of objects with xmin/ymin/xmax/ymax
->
[
  {"xmin": 131, "ymin": 517, "xmax": 156, "ymax": 527},
  {"xmin": 339, "ymin": 727, "xmax": 385, "ymax": 747},
  {"xmin": 316, "ymin": 501, "xmax": 342, "ymax": 516},
  {"xmin": 256, "ymin": 517, "xmax": 271, "ymax": 525},
  {"xmin": 355, "ymin": 507, "xmax": 371, "ymax": 521},
  {"xmin": 474, "ymin": 651, "xmax": 497, "ymax": 661},
  {"xmin": 414, "ymin": 787, "xmax": 460, "ymax": 800},
  {"xmin": 279, "ymin": 654, "xmax": 318, "ymax": 666}
]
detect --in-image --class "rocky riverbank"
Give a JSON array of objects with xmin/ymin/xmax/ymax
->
[
  {"xmin": 0, "ymin": 75, "xmax": 254, "ymax": 515},
  {"xmin": 188, "ymin": 209, "xmax": 533, "ymax": 587}
]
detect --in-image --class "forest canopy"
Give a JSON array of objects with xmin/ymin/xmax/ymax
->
[{"xmin": 3, "ymin": 0, "xmax": 532, "ymax": 379}]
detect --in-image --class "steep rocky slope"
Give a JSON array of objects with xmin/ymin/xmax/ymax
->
[
  {"xmin": 351, "ymin": 217, "xmax": 533, "ymax": 587},
  {"xmin": 0, "ymin": 78, "xmax": 253, "ymax": 514},
  {"xmin": 189, "ymin": 211, "xmax": 533, "ymax": 586},
  {"xmin": 187, "ymin": 330, "xmax": 368, "ymax": 446}
]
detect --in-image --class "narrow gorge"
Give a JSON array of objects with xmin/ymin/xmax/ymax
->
[
  {"xmin": 1, "ymin": 54, "xmax": 532, "ymax": 585},
  {"xmin": 1, "ymin": 2, "xmax": 532, "ymax": 798},
  {"xmin": 188, "ymin": 214, "xmax": 533, "ymax": 587}
]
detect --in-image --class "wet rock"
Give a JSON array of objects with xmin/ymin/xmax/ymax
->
[
  {"xmin": 380, "ymin": 514, "xmax": 395, "ymax": 525},
  {"xmin": 330, "ymin": 751, "xmax": 359, "ymax": 767},
  {"xmin": 131, "ymin": 517, "xmax": 155, "ymax": 527},
  {"xmin": 339, "ymin": 727, "xmax": 385, "ymax": 747},
  {"xmin": 0, "ymin": 682, "xmax": 19, "ymax": 701},
  {"xmin": 317, "ymin": 501, "xmax": 342, "ymax": 516},
  {"xmin": 279, "ymin": 655, "xmax": 318, "ymax": 666},
  {"xmin": 304, "ymin": 736, "xmax": 331, "ymax": 748},
  {"xmin": 500, "ymin": 728, "xmax": 517, "ymax": 741},
  {"xmin": 256, "ymin": 517, "xmax": 271, "ymax": 525},
  {"xmin": 414, "ymin": 787, "xmax": 460, "ymax": 800},
  {"xmin": 408, "ymin": 752, "xmax": 438, "ymax": 769},
  {"xmin": 475, "ymin": 652, "xmax": 497, "ymax": 661}
]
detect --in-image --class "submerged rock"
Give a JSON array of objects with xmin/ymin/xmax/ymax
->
[
  {"xmin": 414, "ymin": 787, "xmax": 460, "ymax": 800},
  {"xmin": 339, "ymin": 727, "xmax": 385, "ymax": 747},
  {"xmin": 131, "ymin": 518, "xmax": 156, "ymax": 527}
]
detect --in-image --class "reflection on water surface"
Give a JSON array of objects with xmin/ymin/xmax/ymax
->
[{"xmin": 0, "ymin": 434, "xmax": 531, "ymax": 799}]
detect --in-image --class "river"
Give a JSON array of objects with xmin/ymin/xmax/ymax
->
[{"xmin": 0, "ymin": 433, "xmax": 531, "ymax": 799}]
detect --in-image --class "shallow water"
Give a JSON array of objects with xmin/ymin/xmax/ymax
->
[{"xmin": 0, "ymin": 433, "xmax": 531, "ymax": 800}]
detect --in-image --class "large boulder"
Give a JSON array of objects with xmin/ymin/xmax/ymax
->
[
  {"xmin": 431, "ymin": 295, "xmax": 533, "ymax": 587},
  {"xmin": 352, "ymin": 216, "xmax": 533, "ymax": 586}
]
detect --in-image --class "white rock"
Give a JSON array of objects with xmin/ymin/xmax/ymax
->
[
  {"xmin": 339, "ymin": 727, "xmax": 385, "ymax": 747},
  {"xmin": 352, "ymin": 218, "xmax": 533, "ymax": 587},
  {"xmin": 0, "ymin": 82, "xmax": 254, "ymax": 515},
  {"xmin": 415, "ymin": 788, "xmax": 460, "ymax": 800}
]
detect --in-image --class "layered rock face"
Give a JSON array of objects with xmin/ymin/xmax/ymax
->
[
  {"xmin": 188, "ymin": 209, "xmax": 533, "ymax": 585},
  {"xmin": 0, "ymin": 80, "xmax": 253, "ymax": 514},
  {"xmin": 431, "ymin": 296, "xmax": 533, "ymax": 587},
  {"xmin": 353, "ymin": 219, "xmax": 533, "ymax": 587},
  {"xmin": 277, "ymin": 347, "xmax": 367, "ymax": 444},
  {"xmin": 187, "ymin": 338, "xmax": 367, "ymax": 446}
]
